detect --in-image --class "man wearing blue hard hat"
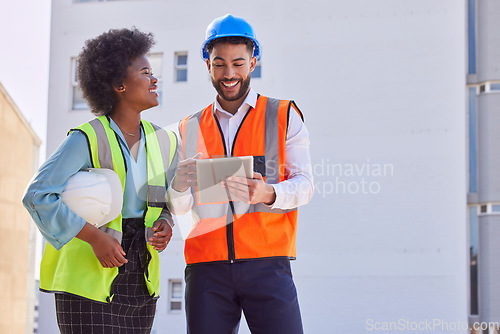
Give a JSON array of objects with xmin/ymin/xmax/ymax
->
[{"xmin": 169, "ymin": 14, "xmax": 314, "ymax": 333}]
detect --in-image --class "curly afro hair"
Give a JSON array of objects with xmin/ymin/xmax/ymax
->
[{"xmin": 77, "ymin": 28, "xmax": 155, "ymax": 116}]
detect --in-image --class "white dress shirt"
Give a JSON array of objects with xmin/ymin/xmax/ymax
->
[{"xmin": 167, "ymin": 88, "xmax": 314, "ymax": 214}]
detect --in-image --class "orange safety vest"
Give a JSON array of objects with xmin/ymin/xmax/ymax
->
[{"xmin": 179, "ymin": 95, "xmax": 304, "ymax": 265}]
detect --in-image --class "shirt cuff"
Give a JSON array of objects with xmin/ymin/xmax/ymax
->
[
  {"xmin": 267, "ymin": 184, "xmax": 284, "ymax": 209},
  {"xmin": 168, "ymin": 186, "xmax": 192, "ymax": 199},
  {"xmin": 166, "ymin": 186, "xmax": 193, "ymax": 216},
  {"xmin": 158, "ymin": 211, "xmax": 175, "ymax": 229}
]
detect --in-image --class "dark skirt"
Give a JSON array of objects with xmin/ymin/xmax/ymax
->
[{"xmin": 55, "ymin": 218, "xmax": 157, "ymax": 334}]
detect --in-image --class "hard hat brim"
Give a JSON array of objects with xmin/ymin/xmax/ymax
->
[{"xmin": 201, "ymin": 34, "xmax": 261, "ymax": 61}]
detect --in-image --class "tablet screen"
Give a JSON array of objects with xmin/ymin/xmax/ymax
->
[{"xmin": 196, "ymin": 156, "xmax": 254, "ymax": 204}]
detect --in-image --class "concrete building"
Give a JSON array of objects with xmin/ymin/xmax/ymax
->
[
  {"xmin": 467, "ymin": 0, "xmax": 500, "ymax": 333},
  {"xmin": 39, "ymin": 0, "xmax": 470, "ymax": 333},
  {"xmin": 0, "ymin": 82, "xmax": 41, "ymax": 334}
]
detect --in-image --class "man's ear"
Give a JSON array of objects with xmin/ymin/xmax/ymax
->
[
  {"xmin": 250, "ymin": 56, "xmax": 257, "ymax": 72},
  {"xmin": 206, "ymin": 58, "xmax": 211, "ymax": 72}
]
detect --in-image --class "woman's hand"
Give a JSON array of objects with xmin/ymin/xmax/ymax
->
[
  {"xmin": 148, "ymin": 219, "xmax": 173, "ymax": 251},
  {"xmin": 76, "ymin": 222, "xmax": 128, "ymax": 268}
]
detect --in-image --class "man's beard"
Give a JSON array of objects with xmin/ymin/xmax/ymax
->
[{"xmin": 212, "ymin": 74, "xmax": 251, "ymax": 102}]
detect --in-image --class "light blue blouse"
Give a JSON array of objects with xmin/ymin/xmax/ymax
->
[{"xmin": 23, "ymin": 119, "xmax": 167, "ymax": 250}]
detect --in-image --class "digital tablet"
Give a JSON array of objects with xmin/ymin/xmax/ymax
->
[{"xmin": 196, "ymin": 156, "xmax": 254, "ymax": 204}]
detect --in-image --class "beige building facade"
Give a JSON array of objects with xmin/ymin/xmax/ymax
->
[{"xmin": 0, "ymin": 82, "xmax": 40, "ymax": 334}]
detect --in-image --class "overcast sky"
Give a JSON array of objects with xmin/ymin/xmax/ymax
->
[{"xmin": 1, "ymin": 0, "xmax": 51, "ymax": 153}]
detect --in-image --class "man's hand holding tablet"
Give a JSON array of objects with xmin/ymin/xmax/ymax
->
[{"xmin": 196, "ymin": 156, "xmax": 254, "ymax": 204}]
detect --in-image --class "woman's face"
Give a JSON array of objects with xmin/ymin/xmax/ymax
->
[{"xmin": 118, "ymin": 55, "xmax": 159, "ymax": 111}]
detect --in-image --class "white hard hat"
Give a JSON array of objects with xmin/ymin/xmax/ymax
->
[{"xmin": 61, "ymin": 168, "xmax": 123, "ymax": 228}]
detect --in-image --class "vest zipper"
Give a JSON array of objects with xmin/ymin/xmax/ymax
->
[
  {"xmin": 212, "ymin": 110, "xmax": 236, "ymax": 263},
  {"xmin": 227, "ymin": 201, "xmax": 236, "ymax": 263},
  {"xmin": 225, "ymin": 102, "xmax": 255, "ymax": 264}
]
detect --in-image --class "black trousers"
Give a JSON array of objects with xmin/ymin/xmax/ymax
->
[
  {"xmin": 185, "ymin": 258, "xmax": 304, "ymax": 334},
  {"xmin": 55, "ymin": 218, "xmax": 156, "ymax": 334}
]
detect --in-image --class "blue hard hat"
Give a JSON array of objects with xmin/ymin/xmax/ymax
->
[{"xmin": 201, "ymin": 14, "xmax": 261, "ymax": 61}]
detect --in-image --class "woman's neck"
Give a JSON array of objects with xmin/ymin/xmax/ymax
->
[
  {"xmin": 110, "ymin": 108, "xmax": 141, "ymax": 136},
  {"xmin": 110, "ymin": 108, "xmax": 142, "ymax": 161}
]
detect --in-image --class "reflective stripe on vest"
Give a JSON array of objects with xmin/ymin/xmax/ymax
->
[
  {"xmin": 39, "ymin": 116, "xmax": 176, "ymax": 303},
  {"xmin": 143, "ymin": 120, "xmax": 176, "ymax": 228},
  {"xmin": 77, "ymin": 117, "xmax": 126, "ymax": 242},
  {"xmin": 179, "ymin": 95, "xmax": 301, "ymax": 264}
]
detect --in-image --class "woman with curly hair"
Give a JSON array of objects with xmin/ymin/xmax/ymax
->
[{"xmin": 23, "ymin": 28, "xmax": 177, "ymax": 333}]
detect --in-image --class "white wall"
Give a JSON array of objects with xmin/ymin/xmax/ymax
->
[{"xmin": 43, "ymin": 0, "xmax": 467, "ymax": 333}]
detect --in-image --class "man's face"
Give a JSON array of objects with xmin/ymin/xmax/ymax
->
[{"xmin": 206, "ymin": 42, "xmax": 256, "ymax": 103}]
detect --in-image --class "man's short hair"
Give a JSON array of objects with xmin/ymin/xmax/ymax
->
[{"xmin": 206, "ymin": 36, "xmax": 254, "ymax": 59}]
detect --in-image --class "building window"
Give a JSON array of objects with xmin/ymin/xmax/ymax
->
[
  {"xmin": 251, "ymin": 61, "xmax": 262, "ymax": 79},
  {"xmin": 490, "ymin": 83, "xmax": 500, "ymax": 91},
  {"xmin": 148, "ymin": 53, "xmax": 163, "ymax": 105},
  {"xmin": 469, "ymin": 205, "xmax": 479, "ymax": 315},
  {"xmin": 175, "ymin": 52, "xmax": 188, "ymax": 82},
  {"xmin": 477, "ymin": 82, "xmax": 500, "ymax": 94},
  {"xmin": 468, "ymin": 86, "xmax": 478, "ymax": 193},
  {"xmin": 468, "ymin": 0, "xmax": 477, "ymax": 75},
  {"xmin": 478, "ymin": 203, "xmax": 500, "ymax": 215},
  {"xmin": 71, "ymin": 58, "xmax": 89, "ymax": 111},
  {"xmin": 168, "ymin": 280, "xmax": 183, "ymax": 312}
]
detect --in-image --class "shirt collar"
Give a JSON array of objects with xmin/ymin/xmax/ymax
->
[{"xmin": 214, "ymin": 88, "xmax": 258, "ymax": 117}]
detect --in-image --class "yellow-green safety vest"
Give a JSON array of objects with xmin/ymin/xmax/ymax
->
[{"xmin": 39, "ymin": 116, "xmax": 177, "ymax": 303}]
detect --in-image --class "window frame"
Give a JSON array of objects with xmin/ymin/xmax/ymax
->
[
  {"xmin": 477, "ymin": 81, "xmax": 500, "ymax": 94},
  {"xmin": 477, "ymin": 203, "xmax": 500, "ymax": 215},
  {"xmin": 70, "ymin": 58, "xmax": 90, "ymax": 111},
  {"xmin": 467, "ymin": 85, "xmax": 478, "ymax": 193},
  {"xmin": 174, "ymin": 52, "xmax": 188, "ymax": 83},
  {"xmin": 168, "ymin": 279, "xmax": 183, "ymax": 313}
]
